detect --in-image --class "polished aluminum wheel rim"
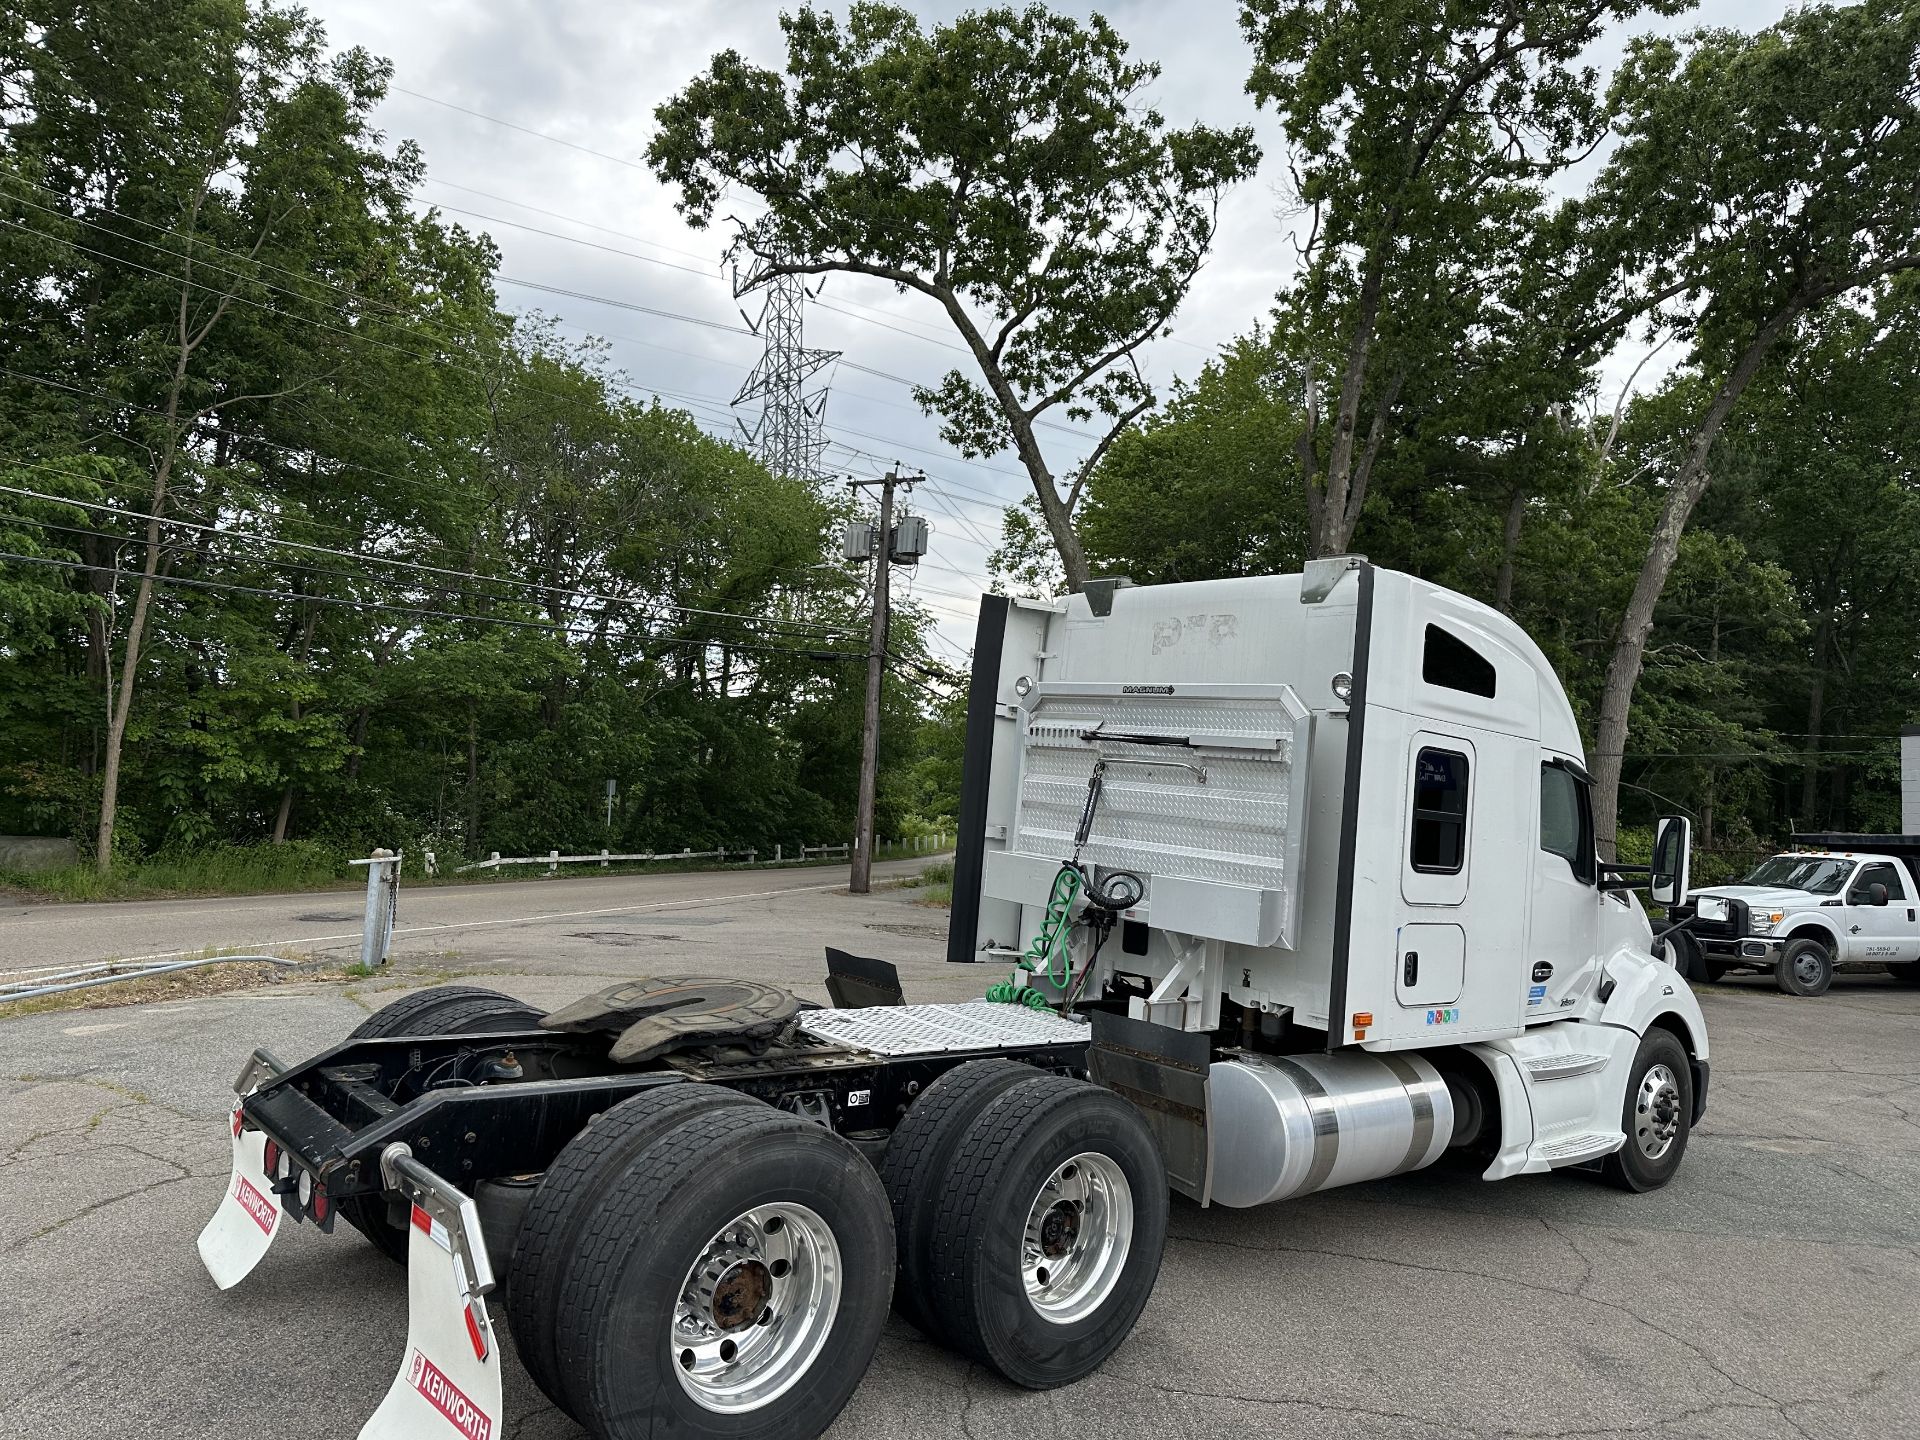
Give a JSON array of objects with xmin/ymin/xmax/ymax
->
[
  {"xmin": 1633, "ymin": 1062, "xmax": 1682, "ymax": 1160},
  {"xmin": 670, "ymin": 1202, "xmax": 840, "ymax": 1413},
  {"xmin": 1021, "ymin": 1151, "xmax": 1132, "ymax": 1324}
]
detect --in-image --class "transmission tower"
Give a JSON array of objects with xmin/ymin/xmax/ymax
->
[{"xmin": 732, "ymin": 253, "xmax": 838, "ymax": 483}]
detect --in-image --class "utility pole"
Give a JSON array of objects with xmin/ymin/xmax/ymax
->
[{"xmin": 846, "ymin": 470, "xmax": 927, "ymax": 893}]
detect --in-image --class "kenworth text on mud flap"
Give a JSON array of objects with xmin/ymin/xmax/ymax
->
[
  {"xmin": 1660, "ymin": 833, "xmax": 1920, "ymax": 995},
  {"xmin": 198, "ymin": 557, "xmax": 1710, "ymax": 1440}
]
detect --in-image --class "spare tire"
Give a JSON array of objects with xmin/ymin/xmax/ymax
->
[{"xmin": 339, "ymin": 985, "xmax": 545, "ymax": 1260}]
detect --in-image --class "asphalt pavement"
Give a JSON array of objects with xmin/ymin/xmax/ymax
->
[{"xmin": 2, "ymin": 869, "xmax": 1917, "ymax": 1440}]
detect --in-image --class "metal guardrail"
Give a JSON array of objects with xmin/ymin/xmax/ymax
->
[
  {"xmin": 455, "ymin": 836, "xmax": 945, "ymax": 875},
  {"xmin": 0, "ymin": 954, "xmax": 300, "ymax": 1005}
]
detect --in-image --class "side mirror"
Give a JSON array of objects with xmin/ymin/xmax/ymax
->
[
  {"xmin": 1869, "ymin": 883, "xmax": 1889, "ymax": 906},
  {"xmin": 1650, "ymin": 816, "xmax": 1691, "ymax": 908}
]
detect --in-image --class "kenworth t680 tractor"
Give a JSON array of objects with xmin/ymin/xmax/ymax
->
[{"xmin": 199, "ymin": 558, "xmax": 1708, "ymax": 1440}]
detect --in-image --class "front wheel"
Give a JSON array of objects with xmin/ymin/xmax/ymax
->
[
  {"xmin": 1775, "ymin": 937, "xmax": 1834, "ymax": 997},
  {"xmin": 1600, "ymin": 1028, "xmax": 1693, "ymax": 1193}
]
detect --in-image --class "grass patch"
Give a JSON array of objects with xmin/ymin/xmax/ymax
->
[
  {"xmin": 0, "ymin": 842, "xmax": 354, "ymax": 903},
  {"xmin": 0, "ymin": 951, "xmax": 345, "ymax": 1021},
  {"xmin": 907, "ymin": 858, "xmax": 954, "ymax": 909}
]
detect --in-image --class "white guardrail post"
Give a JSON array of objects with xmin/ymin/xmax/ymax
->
[{"xmin": 349, "ymin": 848, "xmax": 401, "ymax": 969}]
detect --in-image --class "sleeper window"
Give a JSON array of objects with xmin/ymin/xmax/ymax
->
[
  {"xmin": 1423, "ymin": 625, "xmax": 1497, "ymax": 698},
  {"xmin": 1410, "ymin": 747, "xmax": 1470, "ymax": 873}
]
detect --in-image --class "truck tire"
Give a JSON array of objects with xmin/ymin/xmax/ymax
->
[
  {"xmin": 1775, "ymin": 937, "xmax": 1834, "ymax": 997},
  {"xmin": 1886, "ymin": 962, "xmax": 1920, "ymax": 986},
  {"xmin": 507, "ymin": 1082, "xmax": 759, "ymax": 1417},
  {"xmin": 1704, "ymin": 958, "xmax": 1732, "ymax": 983},
  {"xmin": 339, "ymin": 985, "xmax": 546, "ymax": 1261},
  {"xmin": 1600, "ymin": 1028, "xmax": 1693, "ymax": 1193},
  {"xmin": 881, "ymin": 1058, "xmax": 1041, "ymax": 1341},
  {"xmin": 1660, "ymin": 928, "xmax": 1706, "ymax": 983},
  {"xmin": 926, "ymin": 1076, "xmax": 1167, "ymax": 1389},
  {"xmin": 552, "ymin": 1105, "xmax": 893, "ymax": 1439}
]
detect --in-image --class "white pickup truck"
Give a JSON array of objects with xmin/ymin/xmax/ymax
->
[{"xmin": 1666, "ymin": 833, "xmax": 1920, "ymax": 995}]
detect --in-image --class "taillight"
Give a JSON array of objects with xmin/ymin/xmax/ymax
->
[
  {"xmin": 263, "ymin": 1139, "xmax": 281, "ymax": 1177},
  {"xmin": 311, "ymin": 1184, "xmax": 330, "ymax": 1224}
]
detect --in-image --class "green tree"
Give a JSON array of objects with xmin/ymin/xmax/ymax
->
[
  {"xmin": 1239, "ymin": 0, "xmax": 1685, "ymax": 557},
  {"xmin": 647, "ymin": 2, "xmax": 1260, "ymax": 590},
  {"xmin": 1584, "ymin": 0, "xmax": 1920, "ymax": 853}
]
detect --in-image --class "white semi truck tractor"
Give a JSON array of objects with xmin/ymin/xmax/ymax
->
[{"xmin": 197, "ymin": 558, "xmax": 1708, "ymax": 1440}]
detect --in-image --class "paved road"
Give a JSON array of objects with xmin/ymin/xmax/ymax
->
[
  {"xmin": 2, "ymin": 876, "xmax": 1917, "ymax": 1440},
  {"xmin": 0, "ymin": 858, "xmax": 938, "ymax": 972}
]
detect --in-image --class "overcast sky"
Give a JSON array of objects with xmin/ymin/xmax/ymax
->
[{"xmin": 301, "ymin": 0, "xmax": 1795, "ymax": 662}]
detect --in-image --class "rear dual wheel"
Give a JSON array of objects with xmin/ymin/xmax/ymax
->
[
  {"xmin": 887, "ymin": 1068, "xmax": 1168, "ymax": 1389},
  {"xmin": 337, "ymin": 985, "xmax": 545, "ymax": 1261},
  {"xmin": 521, "ymin": 1100, "xmax": 893, "ymax": 1439}
]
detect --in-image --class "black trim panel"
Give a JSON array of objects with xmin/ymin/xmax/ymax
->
[
  {"xmin": 947, "ymin": 593, "xmax": 1012, "ymax": 964},
  {"xmin": 1326, "ymin": 562, "xmax": 1375, "ymax": 1050}
]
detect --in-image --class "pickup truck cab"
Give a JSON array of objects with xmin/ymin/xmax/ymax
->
[{"xmin": 1671, "ymin": 840, "xmax": 1920, "ymax": 995}]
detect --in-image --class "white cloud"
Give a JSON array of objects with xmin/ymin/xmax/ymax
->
[{"xmin": 302, "ymin": 0, "xmax": 1793, "ymax": 650}]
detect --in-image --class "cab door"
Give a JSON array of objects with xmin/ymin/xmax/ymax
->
[
  {"xmin": 1845, "ymin": 861, "xmax": 1920, "ymax": 963},
  {"xmin": 1528, "ymin": 760, "xmax": 1607, "ymax": 1019}
]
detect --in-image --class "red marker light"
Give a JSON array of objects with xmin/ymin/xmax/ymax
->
[
  {"xmin": 262, "ymin": 1139, "xmax": 281, "ymax": 1178},
  {"xmin": 465, "ymin": 1301, "xmax": 491, "ymax": 1361}
]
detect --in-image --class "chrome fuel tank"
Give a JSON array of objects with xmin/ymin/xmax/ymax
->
[{"xmin": 1209, "ymin": 1052, "xmax": 1454, "ymax": 1207}]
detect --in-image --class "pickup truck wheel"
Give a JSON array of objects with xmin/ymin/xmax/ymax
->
[
  {"xmin": 1703, "ymin": 959, "xmax": 1732, "ymax": 983},
  {"xmin": 338, "ymin": 985, "xmax": 545, "ymax": 1261},
  {"xmin": 1600, "ymin": 1028, "xmax": 1693, "ymax": 1193},
  {"xmin": 881, "ymin": 1058, "xmax": 1042, "ymax": 1341},
  {"xmin": 1775, "ymin": 937, "xmax": 1834, "ymax": 997},
  {"xmin": 508, "ymin": 1082, "xmax": 759, "ymax": 1417},
  {"xmin": 1886, "ymin": 962, "xmax": 1920, "ymax": 986},
  {"xmin": 1659, "ymin": 929, "xmax": 1706, "ymax": 982},
  {"xmin": 927, "ymin": 1076, "xmax": 1167, "ymax": 1389},
  {"xmin": 552, "ymin": 1105, "xmax": 893, "ymax": 1439}
]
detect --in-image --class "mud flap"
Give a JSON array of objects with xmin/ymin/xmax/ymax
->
[
  {"xmin": 197, "ymin": 1049, "xmax": 290, "ymax": 1289},
  {"xmin": 197, "ymin": 1107, "xmax": 283, "ymax": 1288},
  {"xmin": 360, "ymin": 1146, "xmax": 503, "ymax": 1440}
]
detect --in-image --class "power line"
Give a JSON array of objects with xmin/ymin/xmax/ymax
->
[
  {"xmin": 0, "ymin": 549, "xmax": 866, "ymax": 666},
  {"xmin": 390, "ymin": 86, "xmax": 652, "ymax": 172},
  {"xmin": 0, "ymin": 480, "xmax": 859, "ymax": 641}
]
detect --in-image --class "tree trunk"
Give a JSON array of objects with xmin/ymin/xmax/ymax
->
[
  {"xmin": 271, "ymin": 786, "xmax": 295, "ymax": 844},
  {"xmin": 1590, "ymin": 298, "xmax": 1806, "ymax": 859},
  {"xmin": 465, "ymin": 709, "xmax": 481, "ymax": 850},
  {"xmin": 1495, "ymin": 483, "xmax": 1527, "ymax": 614}
]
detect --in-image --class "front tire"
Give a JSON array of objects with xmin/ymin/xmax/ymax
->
[
  {"xmin": 927, "ymin": 1076, "xmax": 1167, "ymax": 1389},
  {"xmin": 1775, "ymin": 937, "xmax": 1834, "ymax": 997},
  {"xmin": 552, "ymin": 1104, "xmax": 893, "ymax": 1439},
  {"xmin": 1600, "ymin": 1028, "xmax": 1693, "ymax": 1193}
]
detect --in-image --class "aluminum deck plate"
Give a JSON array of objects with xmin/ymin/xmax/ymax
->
[{"xmin": 795, "ymin": 1001, "xmax": 1091, "ymax": 1057}]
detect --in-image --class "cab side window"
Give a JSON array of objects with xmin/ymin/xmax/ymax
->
[
  {"xmin": 1539, "ymin": 764, "xmax": 1596, "ymax": 885},
  {"xmin": 1849, "ymin": 862, "xmax": 1904, "ymax": 903},
  {"xmin": 1410, "ymin": 747, "xmax": 1470, "ymax": 873}
]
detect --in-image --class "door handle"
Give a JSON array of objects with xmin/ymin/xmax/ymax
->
[{"xmin": 1403, "ymin": 951, "xmax": 1419, "ymax": 987}]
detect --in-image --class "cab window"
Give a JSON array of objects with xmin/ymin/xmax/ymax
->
[
  {"xmin": 1849, "ymin": 862, "xmax": 1905, "ymax": 903},
  {"xmin": 1539, "ymin": 763, "xmax": 1596, "ymax": 884},
  {"xmin": 1410, "ymin": 747, "xmax": 1470, "ymax": 873}
]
